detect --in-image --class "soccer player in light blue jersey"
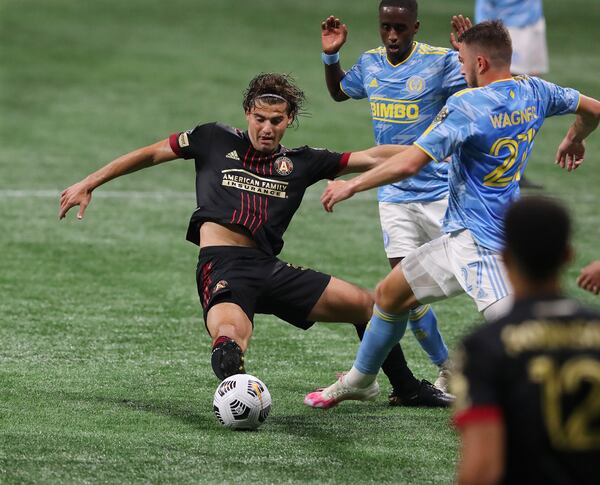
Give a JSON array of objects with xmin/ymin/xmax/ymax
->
[
  {"xmin": 305, "ymin": 20, "xmax": 600, "ymax": 409},
  {"xmin": 475, "ymin": 1, "xmax": 548, "ymax": 191},
  {"xmin": 320, "ymin": 0, "xmax": 469, "ymax": 396},
  {"xmin": 476, "ymin": 0, "xmax": 547, "ymax": 75}
]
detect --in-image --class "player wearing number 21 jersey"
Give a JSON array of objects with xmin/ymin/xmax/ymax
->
[
  {"xmin": 305, "ymin": 20, "xmax": 600, "ymax": 411},
  {"xmin": 415, "ymin": 74, "xmax": 580, "ymax": 252},
  {"xmin": 320, "ymin": 0, "xmax": 469, "ymax": 392}
]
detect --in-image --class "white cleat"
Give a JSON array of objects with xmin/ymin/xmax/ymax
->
[{"xmin": 304, "ymin": 376, "xmax": 380, "ymax": 409}]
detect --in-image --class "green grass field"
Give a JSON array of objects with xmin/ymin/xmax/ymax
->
[{"xmin": 1, "ymin": 0, "xmax": 599, "ymax": 482}]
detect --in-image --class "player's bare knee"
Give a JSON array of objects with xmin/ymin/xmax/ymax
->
[
  {"xmin": 376, "ymin": 281, "xmax": 413, "ymax": 314},
  {"xmin": 374, "ymin": 280, "xmax": 395, "ymax": 312}
]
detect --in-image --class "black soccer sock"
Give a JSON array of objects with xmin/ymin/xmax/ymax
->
[
  {"xmin": 211, "ymin": 336, "xmax": 246, "ymax": 381},
  {"xmin": 355, "ymin": 323, "xmax": 419, "ymax": 395}
]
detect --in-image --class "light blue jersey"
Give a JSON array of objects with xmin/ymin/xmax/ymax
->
[
  {"xmin": 475, "ymin": 0, "xmax": 544, "ymax": 28},
  {"xmin": 341, "ymin": 42, "xmax": 466, "ymax": 203},
  {"xmin": 415, "ymin": 76, "xmax": 580, "ymax": 252}
]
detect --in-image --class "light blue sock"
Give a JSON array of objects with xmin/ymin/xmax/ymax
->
[
  {"xmin": 353, "ymin": 305, "xmax": 408, "ymax": 375},
  {"xmin": 408, "ymin": 305, "xmax": 448, "ymax": 366}
]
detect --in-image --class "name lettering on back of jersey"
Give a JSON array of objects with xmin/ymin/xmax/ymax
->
[
  {"xmin": 501, "ymin": 319, "xmax": 600, "ymax": 356},
  {"xmin": 225, "ymin": 150, "xmax": 240, "ymax": 160},
  {"xmin": 370, "ymin": 96, "xmax": 420, "ymax": 124},
  {"xmin": 490, "ymin": 106, "xmax": 538, "ymax": 129},
  {"xmin": 221, "ymin": 169, "xmax": 288, "ymax": 198}
]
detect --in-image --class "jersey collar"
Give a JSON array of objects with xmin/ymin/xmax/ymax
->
[
  {"xmin": 242, "ymin": 131, "xmax": 284, "ymax": 157},
  {"xmin": 488, "ymin": 77, "xmax": 516, "ymax": 86},
  {"xmin": 385, "ymin": 41, "xmax": 418, "ymax": 68}
]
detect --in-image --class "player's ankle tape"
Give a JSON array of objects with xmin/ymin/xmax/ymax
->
[{"xmin": 212, "ymin": 335, "xmax": 233, "ymax": 349}]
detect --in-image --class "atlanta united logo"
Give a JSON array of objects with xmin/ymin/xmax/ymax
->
[
  {"xmin": 274, "ymin": 157, "xmax": 294, "ymax": 176},
  {"xmin": 406, "ymin": 75, "xmax": 425, "ymax": 93},
  {"xmin": 213, "ymin": 280, "xmax": 229, "ymax": 293}
]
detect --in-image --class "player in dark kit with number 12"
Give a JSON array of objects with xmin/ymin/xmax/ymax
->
[{"xmin": 59, "ymin": 73, "xmax": 452, "ymax": 407}]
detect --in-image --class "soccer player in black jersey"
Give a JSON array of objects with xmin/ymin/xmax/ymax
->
[
  {"xmin": 453, "ymin": 197, "xmax": 600, "ymax": 485},
  {"xmin": 59, "ymin": 73, "xmax": 451, "ymax": 407}
]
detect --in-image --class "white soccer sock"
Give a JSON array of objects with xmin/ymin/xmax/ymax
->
[{"xmin": 343, "ymin": 366, "xmax": 377, "ymax": 388}]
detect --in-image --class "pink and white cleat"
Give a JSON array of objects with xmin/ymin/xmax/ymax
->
[{"xmin": 304, "ymin": 376, "xmax": 380, "ymax": 409}]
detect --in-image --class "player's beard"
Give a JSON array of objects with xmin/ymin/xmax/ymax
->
[{"xmin": 465, "ymin": 66, "xmax": 479, "ymax": 88}]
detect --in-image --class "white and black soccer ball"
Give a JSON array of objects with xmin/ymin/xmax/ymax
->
[{"xmin": 213, "ymin": 374, "xmax": 272, "ymax": 430}]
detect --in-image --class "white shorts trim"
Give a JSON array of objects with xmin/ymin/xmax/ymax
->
[
  {"xmin": 379, "ymin": 198, "xmax": 447, "ymax": 259},
  {"xmin": 401, "ymin": 229, "xmax": 512, "ymax": 312},
  {"xmin": 508, "ymin": 18, "xmax": 549, "ymax": 75}
]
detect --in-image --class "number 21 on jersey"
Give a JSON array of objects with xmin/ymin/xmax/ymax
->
[{"xmin": 483, "ymin": 128, "xmax": 537, "ymax": 187}]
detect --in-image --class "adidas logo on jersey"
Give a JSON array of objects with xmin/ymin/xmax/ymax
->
[
  {"xmin": 226, "ymin": 150, "xmax": 240, "ymax": 160},
  {"xmin": 369, "ymin": 78, "xmax": 379, "ymax": 88}
]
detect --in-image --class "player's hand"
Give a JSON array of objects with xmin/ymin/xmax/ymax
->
[
  {"xmin": 321, "ymin": 15, "xmax": 348, "ymax": 55},
  {"xmin": 321, "ymin": 180, "xmax": 355, "ymax": 212},
  {"xmin": 59, "ymin": 181, "xmax": 93, "ymax": 220},
  {"xmin": 450, "ymin": 15, "xmax": 472, "ymax": 50},
  {"xmin": 577, "ymin": 261, "xmax": 600, "ymax": 295},
  {"xmin": 555, "ymin": 137, "xmax": 585, "ymax": 172}
]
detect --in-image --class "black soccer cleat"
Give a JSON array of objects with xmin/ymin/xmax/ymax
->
[
  {"xmin": 388, "ymin": 379, "xmax": 454, "ymax": 408},
  {"xmin": 211, "ymin": 339, "xmax": 246, "ymax": 381}
]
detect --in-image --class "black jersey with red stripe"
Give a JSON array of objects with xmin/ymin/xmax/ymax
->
[
  {"xmin": 453, "ymin": 296, "xmax": 600, "ymax": 485},
  {"xmin": 169, "ymin": 122, "xmax": 350, "ymax": 255}
]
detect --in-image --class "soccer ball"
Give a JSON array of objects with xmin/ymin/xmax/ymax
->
[{"xmin": 213, "ymin": 374, "xmax": 272, "ymax": 430}]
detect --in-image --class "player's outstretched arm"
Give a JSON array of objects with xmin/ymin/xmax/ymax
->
[
  {"xmin": 338, "ymin": 144, "xmax": 411, "ymax": 175},
  {"xmin": 321, "ymin": 145, "xmax": 431, "ymax": 212},
  {"xmin": 321, "ymin": 15, "xmax": 350, "ymax": 102},
  {"xmin": 59, "ymin": 139, "xmax": 178, "ymax": 220},
  {"xmin": 555, "ymin": 95, "xmax": 600, "ymax": 171}
]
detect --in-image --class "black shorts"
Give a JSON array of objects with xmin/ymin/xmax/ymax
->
[{"xmin": 196, "ymin": 246, "xmax": 331, "ymax": 330}]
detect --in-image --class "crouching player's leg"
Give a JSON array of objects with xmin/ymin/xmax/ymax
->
[
  {"xmin": 304, "ymin": 274, "xmax": 453, "ymax": 409},
  {"xmin": 197, "ymin": 247, "xmax": 263, "ymax": 381},
  {"xmin": 206, "ymin": 303, "xmax": 252, "ymax": 380}
]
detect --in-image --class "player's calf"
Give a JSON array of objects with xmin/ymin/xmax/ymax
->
[
  {"xmin": 408, "ymin": 305, "xmax": 449, "ymax": 366},
  {"xmin": 211, "ymin": 336, "xmax": 245, "ymax": 380}
]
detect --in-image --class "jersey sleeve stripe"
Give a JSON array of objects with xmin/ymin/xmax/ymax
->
[
  {"xmin": 413, "ymin": 142, "xmax": 441, "ymax": 163},
  {"xmin": 574, "ymin": 92, "xmax": 582, "ymax": 112},
  {"xmin": 453, "ymin": 405, "xmax": 503, "ymax": 428},
  {"xmin": 169, "ymin": 133, "xmax": 183, "ymax": 157},
  {"xmin": 339, "ymin": 81, "xmax": 351, "ymax": 98},
  {"xmin": 338, "ymin": 152, "xmax": 351, "ymax": 174}
]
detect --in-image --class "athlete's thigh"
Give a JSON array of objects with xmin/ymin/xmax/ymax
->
[
  {"xmin": 507, "ymin": 19, "xmax": 549, "ymax": 75},
  {"xmin": 307, "ymin": 276, "xmax": 373, "ymax": 325},
  {"xmin": 379, "ymin": 201, "xmax": 423, "ymax": 259},
  {"xmin": 418, "ymin": 198, "xmax": 447, "ymax": 242},
  {"xmin": 197, "ymin": 246, "xmax": 269, "ymax": 326},
  {"xmin": 255, "ymin": 260, "xmax": 331, "ymax": 329},
  {"xmin": 375, "ymin": 263, "xmax": 420, "ymax": 314},
  {"xmin": 446, "ymin": 230, "xmax": 512, "ymax": 313},
  {"xmin": 400, "ymin": 234, "xmax": 464, "ymax": 307}
]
